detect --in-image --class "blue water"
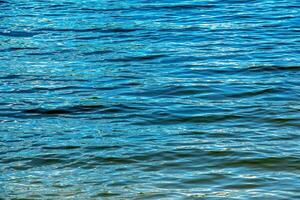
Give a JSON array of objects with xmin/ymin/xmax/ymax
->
[{"xmin": 1, "ymin": 0, "xmax": 300, "ymax": 199}]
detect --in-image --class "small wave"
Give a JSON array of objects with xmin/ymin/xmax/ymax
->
[
  {"xmin": 226, "ymin": 88, "xmax": 282, "ymax": 98},
  {"xmin": 240, "ymin": 65, "xmax": 300, "ymax": 73},
  {"xmin": 143, "ymin": 4, "xmax": 216, "ymax": 11},
  {"xmin": 135, "ymin": 114, "xmax": 242, "ymax": 125},
  {"xmin": 21, "ymin": 103, "xmax": 143, "ymax": 117},
  {"xmin": 107, "ymin": 54, "xmax": 166, "ymax": 62},
  {"xmin": 222, "ymin": 156, "xmax": 300, "ymax": 171},
  {"xmin": 0, "ymin": 31, "xmax": 40, "ymax": 37},
  {"xmin": 35, "ymin": 27, "xmax": 140, "ymax": 33}
]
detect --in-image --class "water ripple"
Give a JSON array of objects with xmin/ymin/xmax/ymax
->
[{"xmin": 1, "ymin": 0, "xmax": 300, "ymax": 199}]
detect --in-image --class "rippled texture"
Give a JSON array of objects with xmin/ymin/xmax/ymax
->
[{"xmin": 1, "ymin": 0, "xmax": 300, "ymax": 199}]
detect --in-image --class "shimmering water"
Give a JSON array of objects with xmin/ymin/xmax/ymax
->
[{"xmin": 1, "ymin": 0, "xmax": 300, "ymax": 199}]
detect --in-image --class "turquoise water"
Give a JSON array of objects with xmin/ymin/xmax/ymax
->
[{"xmin": 1, "ymin": 0, "xmax": 300, "ymax": 199}]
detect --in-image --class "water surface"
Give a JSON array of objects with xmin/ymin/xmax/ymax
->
[{"xmin": 1, "ymin": 0, "xmax": 300, "ymax": 199}]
